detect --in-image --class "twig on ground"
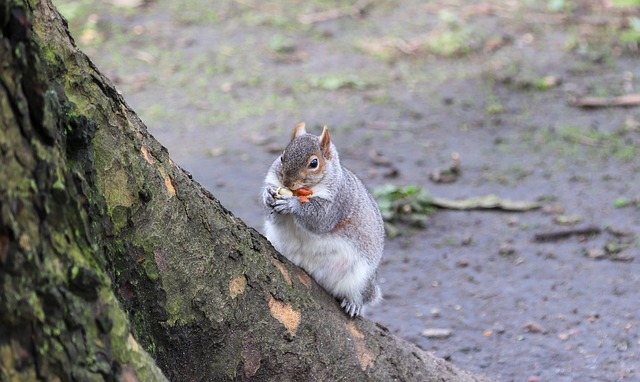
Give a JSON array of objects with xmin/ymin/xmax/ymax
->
[
  {"xmin": 298, "ymin": 1, "xmax": 371, "ymax": 24},
  {"xmin": 533, "ymin": 226, "xmax": 602, "ymax": 242},
  {"xmin": 569, "ymin": 94, "xmax": 640, "ymax": 108},
  {"xmin": 605, "ymin": 227, "xmax": 636, "ymax": 238},
  {"xmin": 562, "ymin": 134, "xmax": 604, "ymax": 147}
]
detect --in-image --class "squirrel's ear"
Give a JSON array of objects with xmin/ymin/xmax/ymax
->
[
  {"xmin": 292, "ymin": 122, "xmax": 307, "ymax": 139},
  {"xmin": 319, "ymin": 126, "xmax": 331, "ymax": 158}
]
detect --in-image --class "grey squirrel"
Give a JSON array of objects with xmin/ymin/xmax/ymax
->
[{"xmin": 262, "ymin": 122, "xmax": 385, "ymax": 317}]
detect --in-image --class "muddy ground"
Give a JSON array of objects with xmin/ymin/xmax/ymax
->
[{"xmin": 55, "ymin": 0, "xmax": 640, "ymax": 380}]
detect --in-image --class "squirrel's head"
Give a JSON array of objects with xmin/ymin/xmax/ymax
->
[{"xmin": 279, "ymin": 122, "xmax": 334, "ymax": 190}]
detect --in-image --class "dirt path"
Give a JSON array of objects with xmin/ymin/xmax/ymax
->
[{"xmin": 57, "ymin": 0, "xmax": 639, "ymax": 380}]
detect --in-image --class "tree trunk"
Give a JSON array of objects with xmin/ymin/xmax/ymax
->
[{"xmin": 0, "ymin": 0, "xmax": 492, "ymax": 381}]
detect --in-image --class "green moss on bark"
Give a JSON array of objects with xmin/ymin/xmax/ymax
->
[{"xmin": 0, "ymin": 1, "xmax": 167, "ymax": 381}]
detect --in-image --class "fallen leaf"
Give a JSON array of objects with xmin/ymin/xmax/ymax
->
[
  {"xmin": 431, "ymin": 194, "xmax": 540, "ymax": 211},
  {"xmin": 456, "ymin": 259, "xmax": 469, "ymax": 268},
  {"xmin": 553, "ymin": 215, "xmax": 582, "ymax": 225}
]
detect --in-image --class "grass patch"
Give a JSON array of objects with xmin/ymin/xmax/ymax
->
[
  {"xmin": 357, "ymin": 9, "xmax": 479, "ymax": 62},
  {"xmin": 269, "ymin": 34, "xmax": 296, "ymax": 54},
  {"xmin": 554, "ymin": 126, "xmax": 637, "ymax": 161},
  {"xmin": 425, "ymin": 28, "xmax": 474, "ymax": 57},
  {"xmin": 612, "ymin": 0, "xmax": 640, "ymax": 6},
  {"xmin": 309, "ymin": 75, "xmax": 374, "ymax": 91},
  {"xmin": 613, "ymin": 197, "xmax": 640, "ymax": 208},
  {"xmin": 619, "ymin": 17, "xmax": 640, "ymax": 45}
]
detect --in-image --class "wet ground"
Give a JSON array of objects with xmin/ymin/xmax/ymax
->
[{"xmin": 55, "ymin": 0, "xmax": 640, "ymax": 380}]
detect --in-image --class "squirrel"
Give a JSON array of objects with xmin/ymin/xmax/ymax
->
[{"xmin": 262, "ymin": 122, "xmax": 385, "ymax": 317}]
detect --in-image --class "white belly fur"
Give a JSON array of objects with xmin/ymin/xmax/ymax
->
[{"xmin": 265, "ymin": 216, "xmax": 370, "ymax": 300}]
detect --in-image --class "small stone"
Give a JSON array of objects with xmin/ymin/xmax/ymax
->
[
  {"xmin": 558, "ymin": 329, "xmax": 578, "ymax": 341},
  {"xmin": 542, "ymin": 204, "xmax": 564, "ymax": 215},
  {"xmin": 586, "ymin": 248, "xmax": 607, "ymax": 260},
  {"xmin": 615, "ymin": 340, "xmax": 629, "ymax": 352},
  {"xmin": 586, "ymin": 314, "xmax": 600, "ymax": 323},
  {"xmin": 207, "ymin": 147, "xmax": 226, "ymax": 157},
  {"xmin": 499, "ymin": 243, "xmax": 516, "ymax": 257},
  {"xmin": 421, "ymin": 328, "xmax": 453, "ymax": 339},
  {"xmin": 493, "ymin": 323, "xmax": 506, "ymax": 334},
  {"xmin": 523, "ymin": 321, "xmax": 545, "ymax": 333}
]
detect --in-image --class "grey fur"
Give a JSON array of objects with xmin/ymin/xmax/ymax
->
[{"xmin": 262, "ymin": 129, "xmax": 385, "ymax": 317}]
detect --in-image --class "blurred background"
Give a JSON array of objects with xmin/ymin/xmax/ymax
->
[{"xmin": 53, "ymin": 1, "xmax": 640, "ymax": 380}]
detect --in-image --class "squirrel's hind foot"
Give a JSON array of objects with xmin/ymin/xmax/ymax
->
[
  {"xmin": 340, "ymin": 299, "xmax": 363, "ymax": 317},
  {"xmin": 340, "ymin": 284, "xmax": 381, "ymax": 317}
]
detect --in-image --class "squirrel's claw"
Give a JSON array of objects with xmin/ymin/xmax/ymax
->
[
  {"xmin": 272, "ymin": 196, "xmax": 297, "ymax": 214},
  {"xmin": 340, "ymin": 298, "xmax": 362, "ymax": 317},
  {"xmin": 264, "ymin": 185, "xmax": 298, "ymax": 215},
  {"xmin": 263, "ymin": 186, "xmax": 280, "ymax": 209}
]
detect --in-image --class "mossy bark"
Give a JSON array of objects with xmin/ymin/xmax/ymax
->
[
  {"xmin": 0, "ymin": 0, "xmax": 492, "ymax": 381},
  {"xmin": 0, "ymin": 1, "xmax": 167, "ymax": 381}
]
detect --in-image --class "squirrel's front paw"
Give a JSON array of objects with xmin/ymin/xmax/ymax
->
[
  {"xmin": 272, "ymin": 195, "xmax": 298, "ymax": 214},
  {"xmin": 263, "ymin": 186, "xmax": 279, "ymax": 209},
  {"xmin": 340, "ymin": 298, "xmax": 363, "ymax": 317}
]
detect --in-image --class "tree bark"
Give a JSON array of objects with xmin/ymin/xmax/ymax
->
[{"xmin": 0, "ymin": 0, "xmax": 492, "ymax": 381}]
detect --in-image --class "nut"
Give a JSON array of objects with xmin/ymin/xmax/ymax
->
[{"xmin": 277, "ymin": 187, "xmax": 293, "ymax": 196}]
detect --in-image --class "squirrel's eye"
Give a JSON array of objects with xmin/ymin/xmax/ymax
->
[
  {"xmin": 280, "ymin": 152, "xmax": 285, "ymax": 162},
  {"xmin": 309, "ymin": 158, "xmax": 319, "ymax": 169}
]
